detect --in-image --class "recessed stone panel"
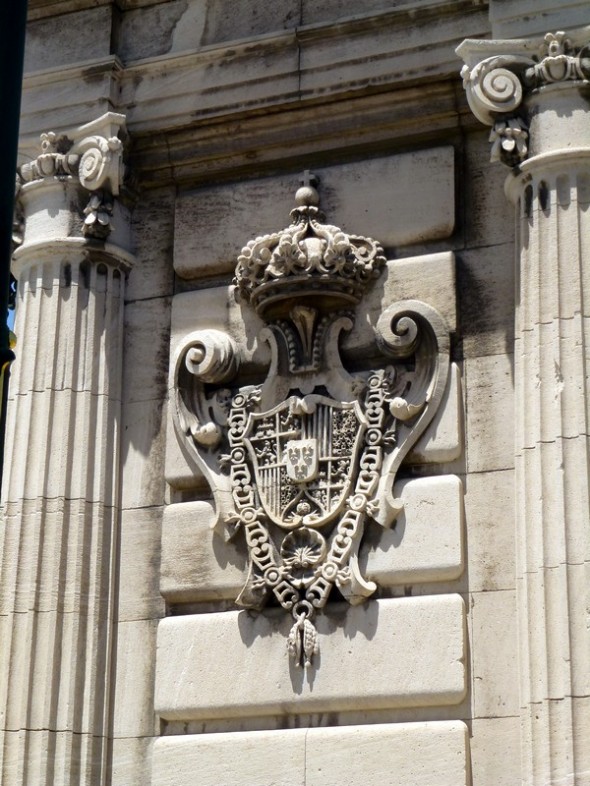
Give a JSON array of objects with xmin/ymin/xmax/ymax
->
[
  {"xmin": 361, "ymin": 475, "xmax": 464, "ymax": 585},
  {"xmin": 173, "ymin": 149, "xmax": 455, "ymax": 279},
  {"xmin": 155, "ymin": 595, "xmax": 466, "ymax": 721},
  {"xmin": 152, "ymin": 721, "xmax": 470, "ymax": 786}
]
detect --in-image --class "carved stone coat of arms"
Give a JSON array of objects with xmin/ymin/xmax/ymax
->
[{"xmin": 173, "ymin": 176, "xmax": 450, "ymax": 668}]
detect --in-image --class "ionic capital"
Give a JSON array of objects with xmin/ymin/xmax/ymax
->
[
  {"xmin": 19, "ymin": 112, "xmax": 127, "ymax": 241},
  {"xmin": 13, "ymin": 113, "xmax": 133, "ymax": 277},
  {"xmin": 457, "ymin": 28, "xmax": 590, "ymax": 168}
]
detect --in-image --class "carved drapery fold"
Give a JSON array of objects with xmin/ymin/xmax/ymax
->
[{"xmin": 172, "ymin": 177, "xmax": 450, "ymax": 669}]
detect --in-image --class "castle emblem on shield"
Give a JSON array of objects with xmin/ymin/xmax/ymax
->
[{"xmin": 173, "ymin": 174, "xmax": 450, "ymax": 668}]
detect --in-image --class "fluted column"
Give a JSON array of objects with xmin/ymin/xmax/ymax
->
[
  {"xmin": 458, "ymin": 30, "xmax": 590, "ymax": 786},
  {"xmin": 0, "ymin": 114, "xmax": 132, "ymax": 784}
]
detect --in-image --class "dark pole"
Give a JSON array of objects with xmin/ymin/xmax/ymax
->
[{"xmin": 0, "ymin": 1, "xmax": 28, "ymax": 497}]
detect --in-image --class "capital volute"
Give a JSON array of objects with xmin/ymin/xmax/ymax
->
[
  {"xmin": 19, "ymin": 112, "xmax": 127, "ymax": 241},
  {"xmin": 457, "ymin": 27, "xmax": 590, "ymax": 168}
]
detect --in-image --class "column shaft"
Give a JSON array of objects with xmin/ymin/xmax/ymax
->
[
  {"xmin": 0, "ymin": 248, "xmax": 125, "ymax": 784},
  {"xmin": 512, "ymin": 162, "xmax": 590, "ymax": 786}
]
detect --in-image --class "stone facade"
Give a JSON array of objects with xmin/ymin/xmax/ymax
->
[{"xmin": 1, "ymin": 1, "xmax": 589, "ymax": 784}]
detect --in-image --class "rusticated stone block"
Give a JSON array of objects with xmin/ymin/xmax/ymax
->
[
  {"xmin": 155, "ymin": 595, "xmax": 466, "ymax": 721},
  {"xmin": 152, "ymin": 721, "xmax": 470, "ymax": 786}
]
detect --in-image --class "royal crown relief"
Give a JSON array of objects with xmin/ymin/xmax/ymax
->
[{"xmin": 173, "ymin": 174, "xmax": 450, "ymax": 668}]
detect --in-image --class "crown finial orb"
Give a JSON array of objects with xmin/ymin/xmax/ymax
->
[{"xmin": 295, "ymin": 170, "xmax": 320, "ymax": 207}]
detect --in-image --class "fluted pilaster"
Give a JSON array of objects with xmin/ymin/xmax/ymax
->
[
  {"xmin": 0, "ymin": 115, "xmax": 132, "ymax": 785},
  {"xmin": 459, "ymin": 29, "xmax": 590, "ymax": 786}
]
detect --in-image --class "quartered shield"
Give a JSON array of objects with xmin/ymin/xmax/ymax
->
[{"xmin": 243, "ymin": 394, "xmax": 367, "ymax": 529}]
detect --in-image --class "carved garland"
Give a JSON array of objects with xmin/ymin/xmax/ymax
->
[{"xmin": 173, "ymin": 177, "xmax": 450, "ymax": 668}]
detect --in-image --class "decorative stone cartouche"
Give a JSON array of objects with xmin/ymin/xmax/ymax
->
[{"xmin": 173, "ymin": 175, "xmax": 450, "ymax": 668}]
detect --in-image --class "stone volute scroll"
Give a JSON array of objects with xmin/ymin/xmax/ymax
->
[
  {"xmin": 172, "ymin": 175, "xmax": 450, "ymax": 669},
  {"xmin": 457, "ymin": 29, "xmax": 590, "ymax": 167},
  {"xmin": 18, "ymin": 112, "xmax": 128, "ymax": 242}
]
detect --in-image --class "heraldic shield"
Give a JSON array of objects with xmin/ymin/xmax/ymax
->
[
  {"xmin": 244, "ymin": 396, "xmax": 367, "ymax": 530},
  {"xmin": 173, "ymin": 175, "xmax": 451, "ymax": 669}
]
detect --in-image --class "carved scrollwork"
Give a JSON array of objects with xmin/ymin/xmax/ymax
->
[
  {"xmin": 173, "ymin": 180, "xmax": 451, "ymax": 669},
  {"xmin": 174, "ymin": 329, "xmax": 239, "ymax": 450},
  {"xmin": 372, "ymin": 301, "xmax": 450, "ymax": 527},
  {"xmin": 457, "ymin": 30, "xmax": 590, "ymax": 168},
  {"xmin": 19, "ymin": 113, "xmax": 127, "ymax": 239},
  {"xmin": 461, "ymin": 59, "xmax": 526, "ymax": 126},
  {"xmin": 75, "ymin": 134, "xmax": 124, "ymax": 195}
]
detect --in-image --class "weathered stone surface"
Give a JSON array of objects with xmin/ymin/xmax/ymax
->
[
  {"xmin": 459, "ymin": 243, "xmax": 515, "ymax": 359},
  {"xmin": 152, "ymin": 721, "xmax": 470, "ymax": 786},
  {"xmin": 118, "ymin": 507, "xmax": 166, "ymax": 622},
  {"xmin": 123, "ymin": 296, "xmax": 171, "ymax": 405},
  {"xmin": 24, "ymin": 6, "xmax": 114, "ymax": 73},
  {"xmin": 119, "ymin": 0, "xmax": 300, "ymax": 62},
  {"xmin": 121, "ymin": 398, "xmax": 168, "ymax": 511},
  {"xmin": 464, "ymin": 470, "xmax": 515, "ymax": 592},
  {"xmin": 111, "ymin": 737, "xmax": 156, "ymax": 786},
  {"xmin": 471, "ymin": 589, "xmax": 519, "ymax": 718},
  {"xmin": 470, "ymin": 717, "xmax": 522, "ymax": 786},
  {"xmin": 465, "ymin": 352, "xmax": 514, "ymax": 473},
  {"xmin": 112, "ymin": 619, "xmax": 159, "ymax": 738},
  {"xmin": 463, "ymin": 130, "xmax": 516, "ymax": 251},
  {"xmin": 160, "ymin": 500, "xmax": 245, "ymax": 603},
  {"xmin": 160, "ymin": 475, "xmax": 463, "ymax": 603},
  {"xmin": 153, "ymin": 729, "xmax": 306, "ymax": 786},
  {"xmin": 489, "ymin": 0, "xmax": 590, "ymax": 38},
  {"xmin": 155, "ymin": 595, "xmax": 466, "ymax": 721},
  {"xmin": 127, "ymin": 187, "xmax": 175, "ymax": 302},
  {"xmin": 304, "ymin": 721, "xmax": 470, "ymax": 786},
  {"xmin": 174, "ymin": 150, "xmax": 455, "ymax": 278}
]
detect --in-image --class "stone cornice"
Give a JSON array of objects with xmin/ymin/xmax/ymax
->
[
  {"xmin": 27, "ymin": 0, "xmax": 487, "ymax": 21},
  {"xmin": 457, "ymin": 26, "xmax": 590, "ymax": 167},
  {"xmin": 20, "ymin": 56, "xmax": 122, "ymax": 153},
  {"xmin": 20, "ymin": 2, "xmax": 486, "ymax": 187}
]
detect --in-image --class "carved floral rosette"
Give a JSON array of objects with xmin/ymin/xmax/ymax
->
[{"xmin": 173, "ymin": 182, "xmax": 450, "ymax": 668}]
